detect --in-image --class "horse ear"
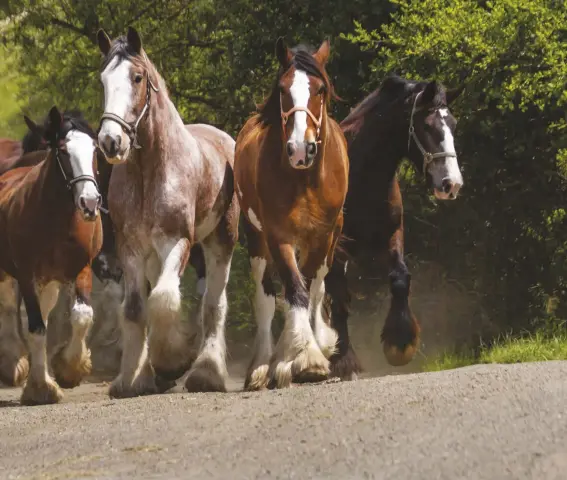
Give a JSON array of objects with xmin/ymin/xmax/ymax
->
[
  {"xmin": 127, "ymin": 26, "xmax": 142, "ymax": 54},
  {"xmin": 313, "ymin": 38, "xmax": 331, "ymax": 65},
  {"xmin": 97, "ymin": 29, "xmax": 111, "ymax": 56},
  {"xmin": 45, "ymin": 106, "xmax": 63, "ymax": 142},
  {"xmin": 419, "ymin": 80, "xmax": 440, "ymax": 106},
  {"xmin": 446, "ymin": 85, "xmax": 465, "ymax": 105},
  {"xmin": 275, "ymin": 37, "xmax": 292, "ymax": 68},
  {"xmin": 24, "ymin": 115, "xmax": 40, "ymax": 134}
]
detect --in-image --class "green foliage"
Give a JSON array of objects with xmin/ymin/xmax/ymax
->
[{"xmin": 423, "ymin": 328, "xmax": 567, "ymax": 372}]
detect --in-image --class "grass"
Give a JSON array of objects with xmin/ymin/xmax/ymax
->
[{"xmin": 423, "ymin": 330, "xmax": 567, "ymax": 372}]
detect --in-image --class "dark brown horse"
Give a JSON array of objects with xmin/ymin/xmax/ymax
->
[
  {"xmin": 235, "ymin": 38, "xmax": 348, "ymax": 390},
  {"xmin": 0, "ymin": 107, "xmax": 102, "ymax": 404},
  {"xmin": 0, "ymin": 125, "xmax": 48, "ymax": 176},
  {"xmin": 324, "ymin": 75, "xmax": 464, "ymax": 379},
  {"xmin": 97, "ymin": 27, "xmax": 239, "ymax": 397}
]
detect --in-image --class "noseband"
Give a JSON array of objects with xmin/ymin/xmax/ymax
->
[
  {"xmin": 55, "ymin": 145, "xmax": 99, "ymax": 194},
  {"xmin": 408, "ymin": 91, "xmax": 457, "ymax": 174},
  {"xmin": 100, "ymin": 72, "xmax": 159, "ymax": 150},
  {"xmin": 280, "ymin": 94, "xmax": 324, "ymax": 144}
]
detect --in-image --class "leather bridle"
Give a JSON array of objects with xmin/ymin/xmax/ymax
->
[
  {"xmin": 280, "ymin": 93, "xmax": 324, "ymax": 144},
  {"xmin": 100, "ymin": 71, "xmax": 159, "ymax": 150},
  {"xmin": 407, "ymin": 91, "xmax": 457, "ymax": 174}
]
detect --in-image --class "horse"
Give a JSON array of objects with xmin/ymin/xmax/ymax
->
[
  {"xmin": 96, "ymin": 27, "xmax": 239, "ymax": 397},
  {"xmin": 234, "ymin": 38, "xmax": 348, "ymax": 390},
  {"xmin": 0, "ymin": 106, "xmax": 102, "ymax": 404},
  {"xmin": 324, "ymin": 75, "xmax": 464, "ymax": 379},
  {"xmin": 0, "ymin": 125, "xmax": 47, "ymax": 176}
]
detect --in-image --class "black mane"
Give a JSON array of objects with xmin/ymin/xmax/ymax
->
[
  {"xmin": 258, "ymin": 44, "xmax": 333, "ymax": 126},
  {"xmin": 342, "ymin": 75, "xmax": 447, "ymax": 132},
  {"xmin": 100, "ymin": 36, "xmax": 139, "ymax": 71}
]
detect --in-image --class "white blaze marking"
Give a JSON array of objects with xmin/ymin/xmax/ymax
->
[
  {"xmin": 429, "ymin": 108, "xmax": 463, "ymax": 198},
  {"xmin": 65, "ymin": 130, "xmax": 98, "ymax": 207},
  {"xmin": 99, "ymin": 57, "xmax": 133, "ymax": 154},
  {"xmin": 288, "ymin": 70, "xmax": 310, "ymax": 164},
  {"xmin": 248, "ymin": 208, "xmax": 262, "ymax": 231}
]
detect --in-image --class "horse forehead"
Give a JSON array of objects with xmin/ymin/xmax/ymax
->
[
  {"xmin": 289, "ymin": 70, "xmax": 310, "ymax": 103},
  {"xmin": 101, "ymin": 56, "xmax": 132, "ymax": 83},
  {"xmin": 65, "ymin": 130, "xmax": 95, "ymax": 156}
]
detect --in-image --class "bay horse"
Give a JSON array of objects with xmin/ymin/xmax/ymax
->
[
  {"xmin": 97, "ymin": 27, "xmax": 239, "ymax": 397},
  {"xmin": 324, "ymin": 75, "xmax": 464, "ymax": 379},
  {"xmin": 0, "ymin": 106, "xmax": 102, "ymax": 404},
  {"xmin": 0, "ymin": 126, "xmax": 47, "ymax": 176},
  {"xmin": 235, "ymin": 38, "xmax": 348, "ymax": 390}
]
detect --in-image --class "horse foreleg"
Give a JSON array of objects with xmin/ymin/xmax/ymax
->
[
  {"xmin": 51, "ymin": 266, "xmax": 94, "ymax": 388},
  {"xmin": 147, "ymin": 237, "xmax": 194, "ymax": 382},
  {"xmin": 269, "ymin": 242, "xmax": 329, "ymax": 389},
  {"xmin": 20, "ymin": 280, "xmax": 63, "ymax": 405},
  {"xmin": 185, "ymin": 212, "xmax": 237, "ymax": 393},
  {"xmin": 109, "ymin": 254, "xmax": 156, "ymax": 398},
  {"xmin": 189, "ymin": 244, "xmax": 206, "ymax": 296},
  {"xmin": 242, "ymin": 216, "xmax": 276, "ymax": 391},
  {"xmin": 381, "ymin": 227, "xmax": 420, "ymax": 366},
  {"xmin": 0, "ymin": 274, "xmax": 29, "ymax": 386}
]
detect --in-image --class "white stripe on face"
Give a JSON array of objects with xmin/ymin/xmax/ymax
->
[
  {"xmin": 288, "ymin": 70, "xmax": 310, "ymax": 164},
  {"xmin": 429, "ymin": 108, "xmax": 463, "ymax": 199},
  {"xmin": 99, "ymin": 57, "xmax": 133, "ymax": 155},
  {"xmin": 65, "ymin": 130, "xmax": 99, "ymax": 211}
]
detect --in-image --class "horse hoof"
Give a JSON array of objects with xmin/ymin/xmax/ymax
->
[
  {"xmin": 51, "ymin": 343, "xmax": 92, "ymax": 389},
  {"xmin": 330, "ymin": 346, "xmax": 363, "ymax": 381},
  {"xmin": 383, "ymin": 341, "xmax": 418, "ymax": 367},
  {"xmin": 244, "ymin": 364, "xmax": 269, "ymax": 391},
  {"xmin": 21, "ymin": 375, "xmax": 63, "ymax": 406},
  {"xmin": 0, "ymin": 353, "xmax": 29, "ymax": 387},
  {"xmin": 185, "ymin": 359, "xmax": 227, "ymax": 393},
  {"xmin": 108, "ymin": 372, "xmax": 158, "ymax": 399}
]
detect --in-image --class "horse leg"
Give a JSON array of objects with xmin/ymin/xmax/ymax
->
[
  {"xmin": 325, "ymin": 254, "xmax": 362, "ymax": 380},
  {"xmin": 51, "ymin": 266, "xmax": 94, "ymax": 388},
  {"xmin": 381, "ymin": 227, "xmax": 420, "ymax": 366},
  {"xmin": 109, "ymin": 254, "xmax": 156, "ymax": 398},
  {"xmin": 242, "ymin": 217, "xmax": 276, "ymax": 391},
  {"xmin": 147, "ymin": 237, "xmax": 193, "ymax": 381},
  {"xmin": 190, "ymin": 244, "xmax": 206, "ymax": 296},
  {"xmin": 185, "ymin": 213, "xmax": 237, "ymax": 393},
  {"xmin": 20, "ymin": 280, "xmax": 63, "ymax": 405},
  {"xmin": 0, "ymin": 275, "xmax": 29, "ymax": 386},
  {"xmin": 269, "ymin": 243, "xmax": 329, "ymax": 388}
]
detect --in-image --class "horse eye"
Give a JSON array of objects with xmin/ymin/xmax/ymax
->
[{"xmin": 135, "ymin": 74, "xmax": 143, "ymax": 84}]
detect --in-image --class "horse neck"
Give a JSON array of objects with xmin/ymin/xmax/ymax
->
[
  {"xmin": 33, "ymin": 151, "xmax": 75, "ymax": 218},
  {"xmin": 347, "ymin": 111, "xmax": 408, "ymax": 187},
  {"xmin": 134, "ymin": 80, "xmax": 189, "ymax": 176}
]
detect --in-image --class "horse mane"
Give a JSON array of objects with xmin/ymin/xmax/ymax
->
[
  {"xmin": 257, "ymin": 44, "xmax": 335, "ymax": 126},
  {"xmin": 101, "ymin": 36, "xmax": 167, "ymax": 95},
  {"xmin": 341, "ymin": 75, "xmax": 447, "ymax": 135}
]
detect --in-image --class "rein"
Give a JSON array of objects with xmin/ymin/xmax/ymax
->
[
  {"xmin": 100, "ymin": 72, "xmax": 159, "ymax": 150},
  {"xmin": 407, "ymin": 91, "xmax": 457, "ymax": 174},
  {"xmin": 280, "ymin": 94, "xmax": 324, "ymax": 144}
]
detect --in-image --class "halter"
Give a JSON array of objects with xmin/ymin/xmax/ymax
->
[
  {"xmin": 100, "ymin": 71, "xmax": 159, "ymax": 150},
  {"xmin": 55, "ymin": 145, "xmax": 100, "ymax": 194},
  {"xmin": 280, "ymin": 93, "xmax": 324, "ymax": 144},
  {"xmin": 408, "ymin": 91, "xmax": 457, "ymax": 174}
]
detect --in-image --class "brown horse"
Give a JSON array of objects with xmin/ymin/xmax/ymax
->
[
  {"xmin": 234, "ymin": 38, "xmax": 348, "ymax": 390},
  {"xmin": 0, "ymin": 106, "xmax": 102, "ymax": 404},
  {"xmin": 97, "ymin": 27, "xmax": 239, "ymax": 397},
  {"xmin": 324, "ymin": 75, "xmax": 464, "ymax": 379},
  {"xmin": 0, "ymin": 125, "xmax": 48, "ymax": 176}
]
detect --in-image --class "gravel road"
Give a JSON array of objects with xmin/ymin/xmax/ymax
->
[{"xmin": 1, "ymin": 361, "xmax": 566, "ymax": 480}]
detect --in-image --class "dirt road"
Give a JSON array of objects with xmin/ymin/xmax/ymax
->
[{"xmin": 1, "ymin": 361, "xmax": 566, "ymax": 479}]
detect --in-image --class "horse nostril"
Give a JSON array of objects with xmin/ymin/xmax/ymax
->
[
  {"xmin": 306, "ymin": 142, "xmax": 317, "ymax": 157},
  {"xmin": 286, "ymin": 143, "xmax": 294, "ymax": 157},
  {"xmin": 442, "ymin": 178, "xmax": 453, "ymax": 194},
  {"xmin": 79, "ymin": 196, "xmax": 86, "ymax": 209}
]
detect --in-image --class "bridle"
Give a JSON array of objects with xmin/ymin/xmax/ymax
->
[
  {"xmin": 407, "ymin": 91, "xmax": 457, "ymax": 174},
  {"xmin": 280, "ymin": 93, "xmax": 324, "ymax": 144},
  {"xmin": 54, "ymin": 122, "xmax": 100, "ymax": 198},
  {"xmin": 100, "ymin": 71, "xmax": 159, "ymax": 150}
]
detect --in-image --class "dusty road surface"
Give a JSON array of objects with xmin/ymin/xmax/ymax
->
[{"xmin": 1, "ymin": 362, "xmax": 566, "ymax": 480}]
